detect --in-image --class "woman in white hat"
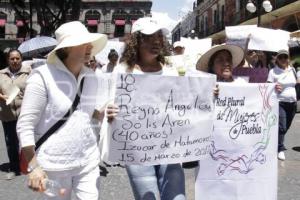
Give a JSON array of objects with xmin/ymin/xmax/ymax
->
[
  {"xmin": 17, "ymin": 21, "xmax": 107, "ymax": 200},
  {"xmin": 106, "ymin": 17, "xmax": 185, "ymax": 200},
  {"xmin": 196, "ymin": 44, "xmax": 245, "ymax": 82},
  {"xmin": 267, "ymin": 49, "xmax": 297, "ymax": 161}
]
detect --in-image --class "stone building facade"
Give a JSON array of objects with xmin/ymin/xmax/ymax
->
[
  {"xmin": 172, "ymin": 0, "xmax": 300, "ymax": 44},
  {"xmin": 0, "ymin": 0, "xmax": 152, "ymax": 41}
]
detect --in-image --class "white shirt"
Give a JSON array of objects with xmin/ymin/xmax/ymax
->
[
  {"xmin": 267, "ymin": 65, "xmax": 297, "ymax": 102},
  {"xmin": 113, "ymin": 62, "xmax": 178, "ymax": 76},
  {"xmin": 17, "ymin": 56, "xmax": 105, "ymax": 171}
]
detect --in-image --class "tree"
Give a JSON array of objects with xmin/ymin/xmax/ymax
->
[{"xmin": 9, "ymin": 0, "xmax": 81, "ymax": 38}]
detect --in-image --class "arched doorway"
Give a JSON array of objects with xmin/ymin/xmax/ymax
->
[
  {"xmin": 112, "ymin": 10, "xmax": 127, "ymax": 38},
  {"xmin": 85, "ymin": 10, "xmax": 101, "ymax": 33},
  {"xmin": 15, "ymin": 11, "xmax": 30, "ymax": 39},
  {"xmin": 0, "ymin": 11, "xmax": 7, "ymax": 38}
]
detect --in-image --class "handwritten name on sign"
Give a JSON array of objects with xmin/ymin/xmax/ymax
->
[
  {"xmin": 108, "ymin": 73, "xmax": 216, "ymax": 165},
  {"xmin": 195, "ymin": 83, "xmax": 278, "ymax": 200}
]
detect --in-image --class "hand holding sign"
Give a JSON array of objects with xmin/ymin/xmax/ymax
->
[{"xmin": 108, "ymin": 73, "xmax": 216, "ymax": 165}]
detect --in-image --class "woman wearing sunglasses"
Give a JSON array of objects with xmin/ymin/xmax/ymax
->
[{"xmin": 267, "ymin": 49, "xmax": 297, "ymax": 161}]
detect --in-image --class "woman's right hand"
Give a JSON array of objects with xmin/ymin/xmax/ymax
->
[
  {"xmin": 27, "ymin": 166, "xmax": 48, "ymax": 192},
  {"xmin": 275, "ymin": 83, "xmax": 283, "ymax": 93},
  {"xmin": 106, "ymin": 104, "xmax": 119, "ymax": 123}
]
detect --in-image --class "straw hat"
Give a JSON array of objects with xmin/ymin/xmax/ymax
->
[
  {"xmin": 47, "ymin": 21, "xmax": 107, "ymax": 63},
  {"xmin": 131, "ymin": 17, "xmax": 169, "ymax": 35},
  {"xmin": 196, "ymin": 44, "xmax": 244, "ymax": 72}
]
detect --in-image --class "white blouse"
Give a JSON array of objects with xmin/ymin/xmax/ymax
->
[
  {"xmin": 17, "ymin": 57, "xmax": 106, "ymax": 171},
  {"xmin": 267, "ymin": 65, "xmax": 297, "ymax": 102}
]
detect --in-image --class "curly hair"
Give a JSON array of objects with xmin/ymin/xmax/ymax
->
[{"xmin": 120, "ymin": 31, "xmax": 171, "ymax": 70}]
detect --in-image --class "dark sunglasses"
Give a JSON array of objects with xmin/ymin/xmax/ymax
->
[{"xmin": 277, "ymin": 54, "xmax": 288, "ymax": 60}]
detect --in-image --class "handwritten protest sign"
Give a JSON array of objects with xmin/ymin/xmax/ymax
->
[
  {"xmin": 107, "ymin": 73, "xmax": 216, "ymax": 165},
  {"xmin": 226, "ymin": 25, "xmax": 257, "ymax": 49},
  {"xmin": 248, "ymin": 27, "xmax": 290, "ymax": 52},
  {"xmin": 180, "ymin": 37, "xmax": 212, "ymax": 56},
  {"xmin": 195, "ymin": 83, "xmax": 278, "ymax": 200}
]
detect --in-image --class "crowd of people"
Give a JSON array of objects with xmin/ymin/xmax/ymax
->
[{"xmin": 0, "ymin": 16, "xmax": 299, "ymax": 200}]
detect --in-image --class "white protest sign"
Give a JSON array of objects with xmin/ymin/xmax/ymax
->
[
  {"xmin": 180, "ymin": 37, "xmax": 212, "ymax": 56},
  {"xmin": 225, "ymin": 25, "xmax": 257, "ymax": 49},
  {"xmin": 195, "ymin": 83, "xmax": 278, "ymax": 200},
  {"xmin": 248, "ymin": 27, "xmax": 290, "ymax": 52},
  {"xmin": 166, "ymin": 38, "xmax": 211, "ymax": 71},
  {"xmin": 95, "ymin": 40, "xmax": 125, "ymax": 65},
  {"xmin": 108, "ymin": 73, "xmax": 216, "ymax": 165}
]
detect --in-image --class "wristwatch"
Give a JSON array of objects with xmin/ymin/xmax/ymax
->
[{"xmin": 27, "ymin": 163, "xmax": 39, "ymax": 173}]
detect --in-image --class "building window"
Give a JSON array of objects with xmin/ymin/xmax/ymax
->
[
  {"xmin": 85, "ymin": 10, "xmax": 100, "ymax": 33},
  {"xmin": 0, "ymin": 12, "xmax": 7, "ymax": 38},
  {"xmin": 236, "ymin": 0, "xmax": 240, "ymax": 12},
  {"xmin": 204, "ymin": 16, "xmax": 208, "ymax": 35},
  {"xmin": 214, "ymin": 10, "xmax": 217, "ymax": 25},
  {"xmin": 221, "ymin": 5, "xmax": 225, "ymax": 28},
  {"xmin": 114, "ymin": 19, "xmax": 125, "ymax": 37},
  {"xmin": 129, "ymin": 10, "xmax": 144, "ymax": 21},
  {"xmin": 0, "ymin": 26, "xmax": 5, "ymax": 38},
  {"xmin": 17, "ymin": 26, "xmax": 27, "ymax": 39},
  {"xmin": 87, "ymin": 24, "xmax": 98, "ymax": 33}
]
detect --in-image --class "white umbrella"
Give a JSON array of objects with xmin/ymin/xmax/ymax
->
[{"xmin": 18, "ymin": 36, "xmax": 57, "ymax": 58}]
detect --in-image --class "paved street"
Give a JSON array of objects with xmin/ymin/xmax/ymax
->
[{"xmin": 0, "ymin": 114, "xmax": 300, "ymax": 200}]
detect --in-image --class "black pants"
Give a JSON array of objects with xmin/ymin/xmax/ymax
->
[
  {"xmin": 2, "ymin": 120, "xmax": 20, "ymax": 173},
  {"xmin": 278, "ymin": 102, "xmax": 297, "ymax": 152}
]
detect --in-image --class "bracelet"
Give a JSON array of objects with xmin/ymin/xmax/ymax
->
[{"xmin": 27, "ymin": 163, "xmax": 40, "ymax": 173}]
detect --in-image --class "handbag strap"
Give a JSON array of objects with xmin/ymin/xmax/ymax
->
[
  {"xmin": 35, "ymin": 77, "xmax": 85, "ymax": 150},
  {"xmin": 291, "ymin": 67, "xmax": 297, "ymax": 79}
]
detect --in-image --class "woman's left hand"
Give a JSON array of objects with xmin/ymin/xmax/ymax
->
[{"xmin": 106, "ymin": 104, "xmax": 119, "ymax": 123}]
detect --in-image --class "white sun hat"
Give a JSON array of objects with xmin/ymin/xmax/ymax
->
[
  {"xmin": 196, "ymin": 44, "xmax": 244, "ymax": 72},
  {"xmin": 131, "ymin": 17, "xmax": 169, "ymax": 35},
  {"xmin": 47, "ymin": 21, "xmax": 107, "ymax": 63}
]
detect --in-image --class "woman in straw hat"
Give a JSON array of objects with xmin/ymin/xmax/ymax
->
[
  {"xmin": 196, "ymin": 44, "xmax": 245, "ymax": 82},
  {"xmin": 267, "ymin": 49, "xmax": 297, "ymax": 161},
  {"xmin": 106, "ymin": 17, "xmax": 185, "ymax": 200},
  {"xmin": 17, "ymin": 21, "xmax": 107, "ymax": 199}
]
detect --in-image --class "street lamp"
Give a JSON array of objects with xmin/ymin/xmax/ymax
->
[
  {"xmin": 246, "ymin": 0, "xmax": 273, "ymax": 26},
  {"xmin": 190, "ymin": 29, "xmax": 195, "ymax": 39}
]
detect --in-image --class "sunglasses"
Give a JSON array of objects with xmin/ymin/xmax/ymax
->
[{"xmin": 277, "ymin": 54, "xmax": 289, "ymax": 60}]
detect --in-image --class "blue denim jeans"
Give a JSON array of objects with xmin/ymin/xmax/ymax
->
[
  {"xmin": 126, "ymin": 164, "xmax": 186, "ymax": 200},
  {"xmin": 278, "ymin": 101, "xmax": 296, "ymax": 152}
]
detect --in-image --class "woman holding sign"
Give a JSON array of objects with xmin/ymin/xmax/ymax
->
[
  {"xmin": 267, "ymin": 49, "xmax": 297, "ymax": 161},
  {"xmin": 106, "ymin": 17, "xmax": 186, "ymax": 200},
  {"xmin": 196, "ymin": 44, "xmax": 245, "ymax": 83}
]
